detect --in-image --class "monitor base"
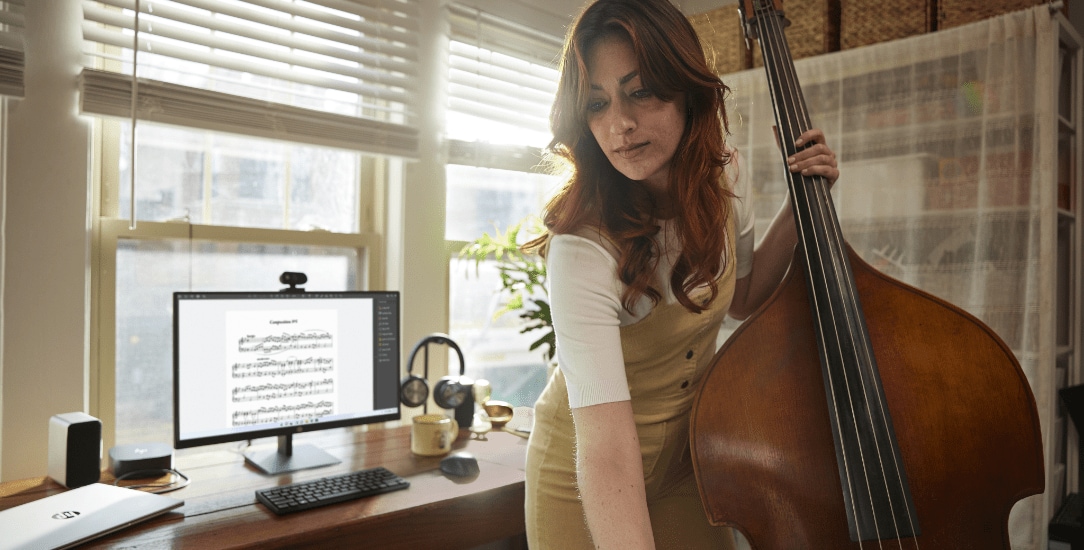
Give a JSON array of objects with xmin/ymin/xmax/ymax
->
[{"xmin": 246, "ymin": 441, "xmax": 341, "ymax": 475}]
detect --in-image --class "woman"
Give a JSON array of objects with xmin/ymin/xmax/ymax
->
[{"xmin": 523, "ymin": 0, "xmax": 839, "ymax": 548}]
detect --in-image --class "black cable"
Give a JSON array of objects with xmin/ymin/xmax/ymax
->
[{"xmin": 113, "ymin": 468, "xmax": 190, "ymax": 494}]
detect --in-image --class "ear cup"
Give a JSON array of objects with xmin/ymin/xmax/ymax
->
[
  {"xmin": 430, "ymin": 334, "xmax": 469, "ymax": 409},
  {"xmin": 433, "ymin": 376, "xmax": 469, "ymax": 409},
  {"xmin": 399, "ymin": 374, "xmax": 429, "ymax": 408},
  {"xmin": 400, "ymin": 336, "xmax": 433, "ymax": 408}
]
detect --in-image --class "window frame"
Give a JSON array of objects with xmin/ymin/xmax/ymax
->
[{"xmin": 90, "ymin": 116, "xmax": 388, "ymax": 450}]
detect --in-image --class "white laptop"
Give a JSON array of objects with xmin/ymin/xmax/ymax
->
[{"xmin": 0, "ymin": 482, "xmax": 183, "ymax": 550}]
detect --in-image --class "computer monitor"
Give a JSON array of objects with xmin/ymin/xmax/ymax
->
[{"xmin": 173, "ymin": 290, "xmax": 400, "ymax": 475}]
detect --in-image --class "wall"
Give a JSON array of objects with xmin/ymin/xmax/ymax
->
[
  {"xmin": 1, "ymin": 0, "xmax": 91, "ymax": 481},
  {"xmin": 397, "ymin": 0, "xmax": 453, "ymax": 377}
]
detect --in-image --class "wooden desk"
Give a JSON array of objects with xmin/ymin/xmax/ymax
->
[{"xmin": 0, "ymin": 426, "xmax": 529, "ymax": 549}]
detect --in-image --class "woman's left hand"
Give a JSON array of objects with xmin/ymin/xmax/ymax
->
[{"xmin": 787, "ymin": 128, "xmax": 839, "ymax": 186}]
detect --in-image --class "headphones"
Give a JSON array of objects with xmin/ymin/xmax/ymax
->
[{"xmin": 400, "ymin": 333, "xmax": 470, "ymax": 412}]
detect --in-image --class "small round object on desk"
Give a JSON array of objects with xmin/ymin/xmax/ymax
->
[
  {"xmin": 472, "ymin": 378, "xmax": 492, "ymax": 404},
  {"xmin": 483, "ymin": 400, "xmax": 514, "ymax": 428},
  {"xmin": 470, "ymin": 410, "xmax": 493, "ymax": 436}
]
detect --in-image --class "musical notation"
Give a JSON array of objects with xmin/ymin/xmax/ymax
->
[
  {"xmin": 231, "ymin": 357, "xmax": 334, "ymax": 379},
  {"xmin": 225, "ymin": 310, "xmax": 342, "ymax": 425},
  {"xmin": 231, "ymin": 378, "xmax": 335, "ymax": 403},
  {"xmin": 238, "ymin": 330, "xmax": 333, "ymax": 354},
  {"xmin": 232, "ymin": 400, "xmax": 335, "ymax": 426}
]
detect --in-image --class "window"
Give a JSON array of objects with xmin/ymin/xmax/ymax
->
[
  {"xmin": 85, "ymin": 0, "xmax": 415, "ymax": 447},
  {"xmin": 113, "ymin": 238, "xmax": 360, "ymax": 443},
  {"xmin": 0, "ymin": 0, "xmax": 20, "ymax": 210},
  {"xmin": 445, "ymin": 4, "xmax": 562, "ymax": 407},
  {"xmin": 100, "ymin": 124, "xmax": 387, "ymax": 447},
  {"xmin": 0, "ymin": 0, "xmax": 25, "ymax": 98},
  {"xmin": 445, "ymin": 164, "xmax": 555, "ymax": 242},
  {"xmin": 118, "ymin": 122, "xmax": 362, "ymax": 232}
]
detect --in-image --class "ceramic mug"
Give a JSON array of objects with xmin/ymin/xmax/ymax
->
[{"xmin": 411, "ymin": 414, "xmax": 459, "ymax": 456}]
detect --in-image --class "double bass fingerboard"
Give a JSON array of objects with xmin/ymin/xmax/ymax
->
[{"xmin": 740, "ymin": 0, "xmax": 921, "ymax": 542}]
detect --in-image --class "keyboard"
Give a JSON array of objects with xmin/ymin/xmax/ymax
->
[{"xmin": 255, "ymin": 466, "xmax": 410, "ymax": 515}]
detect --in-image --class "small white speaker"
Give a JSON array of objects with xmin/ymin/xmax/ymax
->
[{"xmin": 48, "ymin": 412, "xmax": 102, "ymax": 488}]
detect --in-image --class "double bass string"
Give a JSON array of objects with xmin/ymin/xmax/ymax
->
[
  {"xmin": 757, "ymin": 4, "xmax": 910, "ymax": 545},
  {"xmin": 751, "ymin": 1, "xmax": 918, "ymax": 546},
  {"xmin": 750, "ymin": 3, "xmax": 867, "ymax": 543},
  {"xmin": 767, "ymin": 2, "xmax": 920, "ymax": 545},
  {"xmin": 763, "ymin": 8, "xmax": 920, "ymax": 545},
  {"xmin": 755, "ymin": 6, "xmax": 882, "ymax": 544},
  {"xmin": 754, "ymin": 8, "xmax": 868, "ymax": 546}
]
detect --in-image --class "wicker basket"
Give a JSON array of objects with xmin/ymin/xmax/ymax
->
[
  {"xmin": 928, "ymin": 156, "xmax": 979, "ymax": 210},
  {"xmin": 938, "ymin": 0, "xmax": 1047, "ymax": 30},
  {"xmin": 750, "ymin": 0, "xmax": 841, "ymax": 67},
  {"xmin": 841, "ymin": 0, "xmax": 933, "ymax": 50},
  {"xmin": 688, "ymin": 6, "xmax": 749, "ymax": 76}
]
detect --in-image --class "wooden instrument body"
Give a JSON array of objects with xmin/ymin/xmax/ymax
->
[
  {"xmin": 689, "ymin": 1, "xmax": 1045, "ymax": 546},
  {"xmin": 690, "ymin": 244, "xmax": 1045, "ymax": 548}
]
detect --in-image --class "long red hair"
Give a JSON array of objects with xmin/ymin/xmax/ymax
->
[{"xmin": 527, "ymin": 0, "xmax": 735, "ymax": 314}]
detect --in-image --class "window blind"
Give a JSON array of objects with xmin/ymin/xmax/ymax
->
[
  {"xmin": 446, "ymin": 3, "xmax": 562, "ymax": 150},
  {"xmin": 80, "ymin": 0, "xmax": 419, "ymax": 157},
  {"xmin": 0, "ymin": 0, "xmax": 25, "ymax": 98}
]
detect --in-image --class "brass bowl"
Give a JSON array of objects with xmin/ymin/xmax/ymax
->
[{"xmin": 483, "ymin": 400, "xmax": 514, "ymax": 428}]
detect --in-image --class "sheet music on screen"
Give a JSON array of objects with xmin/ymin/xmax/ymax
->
[{"xmin": 175, "ymin": 292, "xmax": 398, "ymax": 443}]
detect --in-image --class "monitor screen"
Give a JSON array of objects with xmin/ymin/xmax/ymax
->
[{"xmin": 173, "ymin": 290, "xmax": 400, "ymax": 473}]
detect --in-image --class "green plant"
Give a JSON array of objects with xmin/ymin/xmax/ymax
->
[{"xmin": 458, "ymin": 217, "xmax": 554, "ymax": 362}]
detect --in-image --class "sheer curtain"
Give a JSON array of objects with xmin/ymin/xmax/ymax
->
[{"xmin": 721, "ymin": 6, "xmax": 1059, "ymax": 547}]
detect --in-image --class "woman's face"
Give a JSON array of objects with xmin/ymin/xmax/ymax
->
[{"xmin": 585, "ymin": 35, "xmax": 685, "ymax": 196}]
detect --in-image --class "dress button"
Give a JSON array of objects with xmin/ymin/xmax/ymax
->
[
  {"xmin": 681, "ymin": 380, "xmax": 689, "ymax": 389},
  {"xmin": 686, "ymin": 350, "xmax": 694, "ymax": 359}
]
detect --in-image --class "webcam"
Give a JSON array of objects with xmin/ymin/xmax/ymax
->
[
  {"xmin": 280, "ymin": 272, "xmax": 307, "ymax": 285},
  {"xmin": 279, "ymin": 271, "xmax": 307, "ymax": 293}
]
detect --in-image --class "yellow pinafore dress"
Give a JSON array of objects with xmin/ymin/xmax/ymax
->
[{"xmin": 525, "ymin": 222, "xmax": 738, "ymax": 549}]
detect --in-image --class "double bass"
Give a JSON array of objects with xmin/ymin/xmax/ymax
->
[{"xmin": 689, "ymin": 1, "xmax": 1045, "ymax": 547}]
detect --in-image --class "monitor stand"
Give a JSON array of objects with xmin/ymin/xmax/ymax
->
[{"xmin": 245, "ymin": 434, "xmax": 341, "ymax": 475}]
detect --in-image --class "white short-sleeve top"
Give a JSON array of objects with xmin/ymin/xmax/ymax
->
[{"xmin": 547, "ymin": 161, "xmax": 756, "ymax": 409}]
